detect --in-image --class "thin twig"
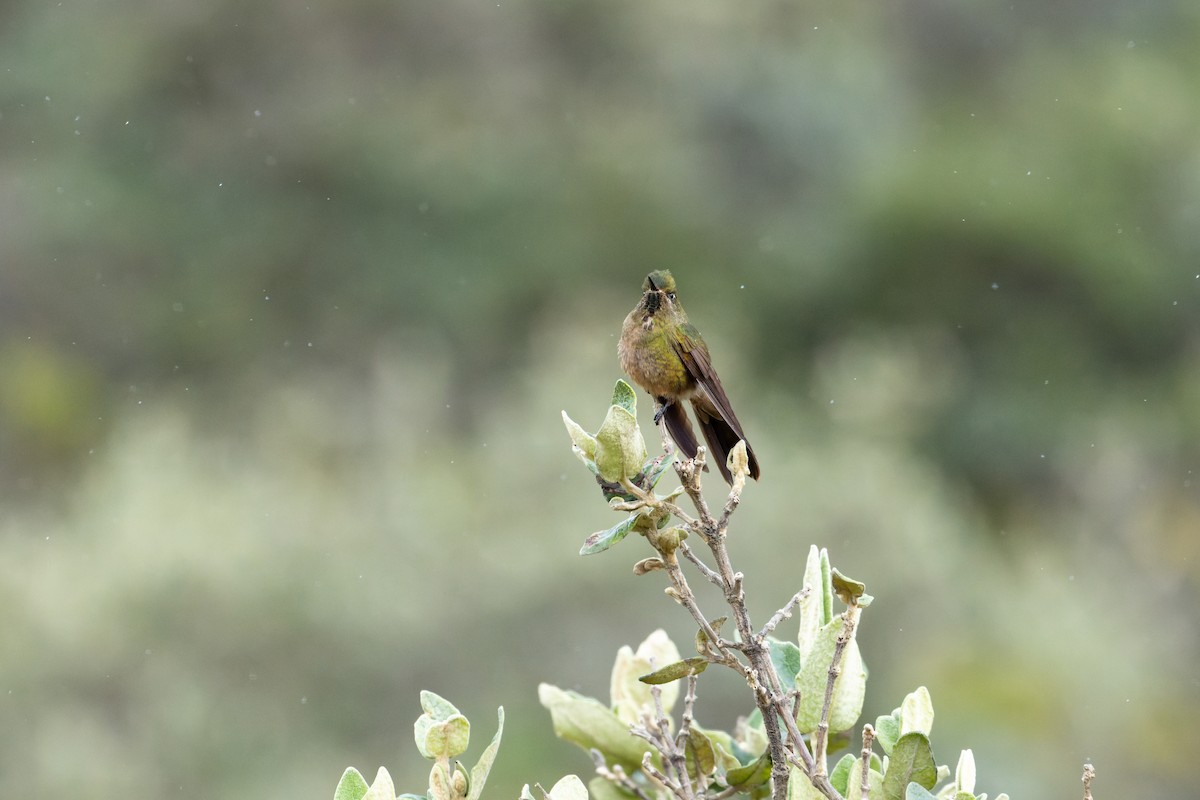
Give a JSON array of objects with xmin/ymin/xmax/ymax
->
[
  {"xmin": 812, "ymin": 602, "xmax": 861, "ymax": 777},
  {"xmin": 859, "ymin": 725, "xmax": 875, "ymax": 798},
  {"xmin": 641, "ymin": 445, "xmax": 843, "ymax": 800},
  {"xmin": 675, "ymin": 674, "xmax": 699, "ymax": 751},
  {"xmin": 641, "ymin": 752, "xmax": 682, "ymax": 796},
  {"xmin": 674, "ymin": 454, "xmax": 805, "ymax": 800},
  {"xmin": 1082, "ymin": 763, "xmax": 1095, "ymax": 800},
  {"xmin": 761, "ymin": 588, "xmax": 809, "ymax": 638},
  {"xmin": 590, "ymin": 751, "xmax": 654, "ymax": 800},
  {"xmin": 662, "ymin": 500, "xmax": 699, "ymax": 528},
  {"xmin": 661, "ymin": 554, "xmax": 751, "ymax": 678},
  {"xmin": 680, "ymin": 543, "xmax": 722, "ymax": 586},
  {"xmin": 649, "ymin": 685, "xmax": 693, "ymax": 800}
]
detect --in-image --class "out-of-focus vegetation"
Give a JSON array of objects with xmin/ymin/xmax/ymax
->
[{"xmin": 1, "ymin": 0, "xmax": 1197, "ymax": 798}]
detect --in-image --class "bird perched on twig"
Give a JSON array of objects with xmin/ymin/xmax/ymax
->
[{"xmin": 618, "ymin": 270, "xmax": 761, "ymax": 484}]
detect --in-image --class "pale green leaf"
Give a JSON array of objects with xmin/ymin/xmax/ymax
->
[
  {"xmin": 334, "ymin": 767, "xmax": 370, "ymax": 800},
  {"xmin": 787, "ymin": 766, "xmax": 826, "ymax": 800},
  {"xmin": 611, "ymin": 380, "xmax": 637, "ymax": 414},
  {"xmin": 830, "ymin": 568, "xmax": 866, "ymax": 605},
  {"xmin": 587, "ymin": 776, "xmax": 635, "ymax": 800},
  {"xmin": 953, "ymin": 749, "xmax": 975, "ymax": 795},
  {"xmin": 726, "ymin": 750, "xmax": 772, "ymax": 787},
  {"xmin": 415, "ymin": 712, "xmax": 470, "ymax": 760},
  {"xmin": 420, "ymin": 691, "xmax": 461, "ymax": 720},
  {"xmin": 883, "ymin": 733, "xmax": 936, "ymax": 800},
  {"xmin": 797, "ymin": 546, "xmax": 832, "ymax": 660},
  {"xmin": 638, "ymin": 657, "xmax": 708, "ymax": 684},
  {"xmin": 845, "ymin": 757, "xmax": 885, "ymax": 800},
  {"xmin": 767, "ymin": 638, "xmax": 802, "ymax": 688},
  {"xmin": 428, "ymin": 762, "xmax": 452, "ymax": 800},
  {"xmin": 562, "ymin": 411, "xmax": 598, "ymax": 462},
  {"xmin": 795, "ymin": 616, "xmax": 867, "ymax": 734},
  {"xmin": 547, "ymin": 775, "xmax": 590, "ymax": 800},
  {"xmin": 611, "ymin": 629, "xmax": 682, "ymax": 724},
  {"xmin": 539, "ymin": 683, "xmax": 652, "ymax": 769},
  {"xmin": 594, "ymin": 405, "xmax": 647, "ymax": 482},
  {"xmin": 830, "ymin": 755, "xmax": 856, "ymax": 795},
  {"xmin": 900, "ymin": 687, "xmax": 934, "ymax": 737},
  {"xmin": 363, "ymin": 767, "xmax": 397, "ymax": 800},
  {"xmin": 466, "ymin": 707, "xmax": 504, "ymax": 800},
  {"xmin": 874, "ymin": 712, "xmax": 902, "ymax": 755},
  {"xmin": 580, "ymin": 515, "xmax": 640, "ymax": 555}
]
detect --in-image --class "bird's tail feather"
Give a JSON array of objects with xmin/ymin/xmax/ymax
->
[
  {"xmin": 661, "ymin": 400, "xmax": 700, "ymax": 462},
  {"xmin": 694, "ymin": 402, "xmax": 761, "ymax": 484}
]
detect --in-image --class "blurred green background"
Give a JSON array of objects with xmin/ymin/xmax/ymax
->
[{"xmin": 2, "ymin": 0, "xmax": 1198, "ymax": 798}]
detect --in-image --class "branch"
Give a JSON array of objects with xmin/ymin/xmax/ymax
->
[
  {"xmin": 590, "ymin": 751, "xmax": 654, "ymax": 800},
  {"xmin": 1082, "ymin": 763, "xmax": 1095, "ymax": 800},
  {"xmin": 661, "ymin": 553, "xmax": 750, "ymax": 677},
  {"xmin": 760, "ymin": 588, "xmax": 809, "ymax": 638},
  {"xmin": 812, "ymin": 601, "xmax": 862, "ymax": 776},
  {"xmin": 640, "ymin": 752, "xmax": 683, "ymax": 798},
  {"xmin": 679, "ymin": 543, "xmax": 722, "ymax": 587},
  {"xmin": 859, "ymin": 725, "xmax": 875, "ymax": 798},
  {"xmin": 670, "ymin": 451, "xmax": 843, "ymax": 800}
]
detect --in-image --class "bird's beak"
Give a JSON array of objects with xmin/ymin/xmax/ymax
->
[{"xmin": 646, "ymin": 273, "xmax": 660, "ymax": 292}]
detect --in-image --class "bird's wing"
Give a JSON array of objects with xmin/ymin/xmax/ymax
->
[{"xmin": 671, "ymin": 323, "xmax": 748, "ymax": 439}]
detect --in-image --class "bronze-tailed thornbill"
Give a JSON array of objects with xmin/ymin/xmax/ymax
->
[{"xmin": 618, "ymin": 270, "xmax": 761, "ymax": 484}]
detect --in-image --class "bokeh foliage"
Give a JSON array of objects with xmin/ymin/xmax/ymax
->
[{"xmin": 1, "ymin": 1, "xmax": 1197, "ymax": 799}]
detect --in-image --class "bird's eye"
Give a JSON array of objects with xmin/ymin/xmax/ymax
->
[{"xmin": 667, "ymin": 292, "xmax": 676, "ymax": 301}]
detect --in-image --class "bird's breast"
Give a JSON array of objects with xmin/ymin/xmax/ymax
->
[{"xmin": 619, "ymin": 315, "xmax": 693, "ymax": 399}]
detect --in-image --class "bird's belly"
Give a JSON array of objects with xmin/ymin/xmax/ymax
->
[{"xmin": 620, "ymin": 328, "xmax": 693, "ymax": 399}]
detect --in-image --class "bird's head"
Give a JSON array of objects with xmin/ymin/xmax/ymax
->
[{"xmin": 640, "ymin": 270, "xmax": 679, "ymax": 317}]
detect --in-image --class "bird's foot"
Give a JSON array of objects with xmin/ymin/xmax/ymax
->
[{"xmin": 653, "ymin": 399, "xmax": 671, "ymax": 425}]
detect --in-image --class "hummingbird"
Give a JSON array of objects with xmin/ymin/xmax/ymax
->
[{"xmin": 618, "ymin": 270, "xmax": 761, "ymax": 484}]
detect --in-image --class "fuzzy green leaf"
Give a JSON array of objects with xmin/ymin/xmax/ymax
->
[
  {"xmin": 466, "ymin": 707, "xmax": 504, "ymax": 800},
  {"xmin": 420, "ymin": 691, "xmax": 461, "ymax": 720},
  {"xmin": 639, "ymin": 657, "xmax": 708, "ymax": 684},
  {"xmin": 539, "ymin": 683, "xmax": 652, "ymax": 769},
  {"xmin": 415, "ymin": 712, "xmax": 470, "ymax": 760},
  {"xmin": 547, "ymin": 775, "xmax": 589, "ymax": 800},
  {"xmin": 830, "ymin": 754, "xmax": 856, "ymax": 795},
  {"xmin": 903, "ymin": 785, "xmax": 937, "ymax": 800},
  {"xmin": 684, "ymin": 728, "xmax": 718, "ymax": 779},
  {"xmin": 830, "ymin": 568, "xmax": 866, "ymax": 605},
  {"xmin": 726, "ymin": 751, "xmax": 772, "ymax": 788},
  {"xmin": 414, "ymin": 692, "xmax": 470, "ymax": 760},
  {"xmin": 900, "ymin": 687, "xmax": 934, "ymax": 737},
  {"xmin": 883, "ymin": 733, "xmax": 937, "ymax": 800},
  {"xmin": 363, "ymin": 767, "xmax": 398, "ymax": 800},
  {"xmin": 594, "ymin": 404, "xmax": 647, "ymax": 482},
  {"xmin": 562, "ymin": 412, "xmax": 599, "ymax": 463},
  {"xmin": 767, "ymin": 638, "xmax": 802, "ymax": 688},
  {"xmin": 844, "ymin": 756, "xmax": 885, "ymax": 800},
  {"xmin": 611, "ymin": 380, "xmax": 637, "ymax": 414},
  {"xmin": 797, "ymin": 547, "xmax": 833, "ymax": 661},
  {"xmin": 795, "ymin": 616, "xmax": 867, "ymax": 734},
  {"xmin": 580, "ymin": 514, "xmax": 640, "ymax": 555},
  {"xmin": 587, "ymin": 777, "xmax": 634, "ymax": 800},
  {"xmin": 334, "ymin": 767, "xmax": 370, "ymax": 800},
  {"xmin": 642, "ymin": 454, "xmax": 673, "ymax": 490},
  {"xmin": 611, "ymin": 629, "xmax": 682, "ymax": 723},
  {"xmin": 787, "ymin": 766, "xmax": 826, "ymax": 800},
  {"xmin": 874, "ymin": 712, "xmax": 901, "ymax": 755},
  {"xmin": 953, "ymin": 749, "xmax": 976, "ymax": 796}
]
